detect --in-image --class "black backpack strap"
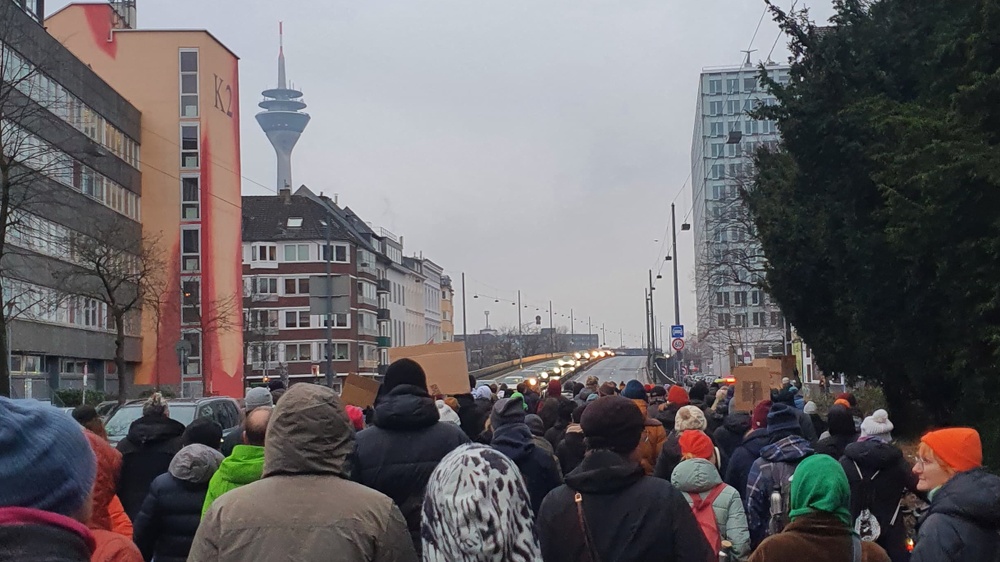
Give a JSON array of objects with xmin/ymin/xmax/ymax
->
[{"xmin": 575, "ymin": 492, "xmax": 602, "ymax": 562}]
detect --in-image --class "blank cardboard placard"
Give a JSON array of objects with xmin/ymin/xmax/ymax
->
[
  {"xmin": 388, "ymin": 342, "xmax": 470, "ymax": 396},
  {"xmin": 340, "ymin": 374, "xmax": 381, "ymax": 408},
  {"xmin": 753, "ymin": 357, "xmax": 793, "ymax": 387},
  {"xmin": 730, "ymin": 366, "xmax": 772, "ymax": 413}
]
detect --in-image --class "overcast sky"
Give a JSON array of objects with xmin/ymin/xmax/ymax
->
[{"xmin": 53, "ymin": 0, "xmax": 835, "ymax": 348}]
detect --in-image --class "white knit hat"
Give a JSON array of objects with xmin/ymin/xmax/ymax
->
[
  {"xmin": 674, "ymin": 405, "xmax": 708, "ymax": 431},
  {"xmin": 860, "ymin": 409, "xmax": 893, "ymax": 442}
]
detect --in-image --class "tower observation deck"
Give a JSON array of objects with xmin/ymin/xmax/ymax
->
[{"xmin": 256, "ymin": 22, "xmax": 310, "ymax": 191}]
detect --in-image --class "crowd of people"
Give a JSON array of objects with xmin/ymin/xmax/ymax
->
[{"xmin": 1, "ymin": 365, "xmax": 999, "ymax": 562}]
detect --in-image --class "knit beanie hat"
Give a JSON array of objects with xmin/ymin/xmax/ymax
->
[
  {"xmin": 650, "ymin": 385, "xmax": 667, "ymax": 398},
  {"xmin": 622, "ymin": 380, "xmax": 648, "ymax": 400},
  {"xmin": 751, "ymin": 400, "xmax": 773, "ymax": 429},
  {"xmin": 0, "ymin": 397, "xmax": 96, "ymax": 517},
  {"xmin": 422, "ymin": 444, "xmax": 541, "ymax": 561},
  {"xmin": 836, "ymin": 392, "xmax": 857, "ymax": 408},
  {"xmin": 921, "ymin": 427, "xmax": 982, "ymax": 472},
  {"xmin": 580, "ymin": 396, "xmax": 645, "ymax": 455},
  {"xmin": 267, "ymin": 379, "xmax": 286, "ymax": 391},
  {"xmin": 545, "ymin": 380, "xmax": 562, "ymax": 398},
  {"xmin": 767, "ymin": 403, "xmax": 801, "ymax": 435},
  {"xmin": 789, "ymin": 454, "xmax": 853, "ymax": 528},
  {"xmin": 571, "ymin": 404, "xmax": 588, "ymax": 424},
  {"xmin": 508, "ymin": 392, "xmax": 528, "ymax": 409},
  {"xmin": 599, "ymin": 381, "xmax": 618, "ymax": 397},
  {"xmin": 803, "ymin": 401, "xmax": 818, "ymax": 415},
  {"xmin": 586, "ymin": 393, "xmax": 599, "ymax": 402},
  {"xmin": 679, "ymin": 430, "xmax": 715, "ymax": 461},
  {"xmin": 183, "ymin": 417, "xmax": 223, "ymax": 449},
  {"xmin": 667, "ymin": 385, "xmax": 690, "ymax": 406},
  {"xmin": 860, "ymin": 409, "xmax": 893, "ymax": 442},
  {"xmin": 491, "ymin": 397, "xmax": 527, "ymax": 429},
  {"xmin": 675, "ymin": 405, "xmax": 708, "ymax": 431},
  {"xmin": 826, "ymin": 405, "xmax": 856, "ymax": 437},
  {"xmin": 833, "ymin": 398, "xmax": 851, "ymax": 409},
  {"xmin": 382, "ymin": 358, "xmax": 428, "ymax": 394},
  {"xmin": 245, "ymin": 386, "xmax": 273, "ymax": 411},
  {"xmin": 143, "ymin": 392, "xmax": 168, "ymax": 417},
  {"xmin": 524, "ymin": 415, "xmax": 546, "ymax": 437}
]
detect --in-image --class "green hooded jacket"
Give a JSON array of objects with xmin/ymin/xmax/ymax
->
[{"xmin": 201, "ymin": 444, "xmax": 265, "ymax": 516}]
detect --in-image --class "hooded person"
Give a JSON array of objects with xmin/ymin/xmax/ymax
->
[
  {"xmin": 352, "ymin": 358, "xmax": 470, "ymax": 556},
  {"xmin": 0, "ymin": 397, "xmax": 98, "ymax": 562},
  {"xmin": 132, "ymin": 444, "xmax": 224, "ymax": 562},
  {"xmin": 837, "ymin": 393, "xmax": 865, "ymax": 432},
  {"xmin": 536, "ymin": 396, "xmax": 713, "ymax": 562},
  {"xmin": 724, "ymin": 400, "xmax": 773, "ymax": 501},
  {"xmin": 422, "ymin": 445, "xmax": 543, "ymax": 562},
  {"xmin": 714, "ymin": 411, "xmax": 752, "ymax": 461},
  {"xmin": 621, "ymin": 379, "xmax": 667, "ymax": 475},
  {"xmin": 670, "ymin": 431, "xmax": 750, "ymax": 559},
  {"xmin": 116, "ymin": 393, "xmax": 185, "ymax": 521},
  {"xmin": 556, "ymin": 404, "xmax": 588, "ymax": 476},
  {"xmin": 189, "ymin": 384, "xmax": 417, "ymax": 562},
  {"xmin": 910, "ymin": 428, "xmax": 1000, "ymax": 562},
  {"xmin": 840, "ymin": 410, "xmax": 918, "ymax": 562},
  {"xmin": 471, "ymin": 385, "xmax": 494, "ymax": 438},
  {"xmin": 815, "ymin": 405, "xmax": 860, "ymax": 460},
  {"xmin": 82, "ymin": 431, "xmax": 143, "ymax": 562},
  {"xmin": 653, "ymin": 405, "xmax": 711, "ymax": 481},
  {"xmin": 804, "ymin": 401, "xmax": 827, "ymax": 437},
  {"xmin": 489, "ymin": 397, "xmax": 562, "ymax": 515},
  {"xmin": 748, "ymin": 455, "xmax": 891, "ymax": 562},
  {"xmin": 221, "ymin": 386, "xmax": 273, "ymax": 456},
  {"xmin": 543, "ymin": 399, "xmax": 577, "ymax": 451},
  {"xmin": 745, "ymin": 403, "xmax": 815, "ymax": 548},
  {"xmin": 771, "ymin": 388, "xmax": 818, "ymax": 442},
  {"xmin": 452, "ymin": 375, "xmax": 487, "ymax": 442},
  {"xmin": 524, "ymin": 414, "xmax": 557, "ymax": 457},
  {"xmin": 201, "ymin": 407, "xmax": 272, "ymax": 517}
]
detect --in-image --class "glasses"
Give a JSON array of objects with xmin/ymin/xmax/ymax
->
[{"xmin": 910, "ymin": 456, "xmax": 935, "ymax": 468}]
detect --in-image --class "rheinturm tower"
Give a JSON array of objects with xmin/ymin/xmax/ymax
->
[{"xmin": 256, "ymin": 23, "xmax": 310, "ymax": 190}]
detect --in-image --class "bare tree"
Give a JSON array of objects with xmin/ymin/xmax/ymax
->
[
  {"xmin": 54, "ymin": 224, "xmax": 164, "ymax": 404},
  {"xmin": 242, "ymin": 275, "xmax": 279, "ymax": 383}
]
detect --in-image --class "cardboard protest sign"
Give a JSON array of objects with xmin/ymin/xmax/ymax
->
[
  {"xmin": 388, "ymin": 342, "xmax": 470, "ymax": 396},
  {"xmin": 340, "ymin": 374, "xmax": 381, "ymax": 408},
  {"xmin": 729, "ymin": 366, "xmax": 773, "ymax": 413},
  {"xmin": 753, "ymin": 357, "xmax": 794, "ymax": 387}
]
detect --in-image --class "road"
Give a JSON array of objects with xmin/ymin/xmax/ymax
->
[{"xmin": 573, "ymin": 355, "xmax": 649, "ymax": 385}]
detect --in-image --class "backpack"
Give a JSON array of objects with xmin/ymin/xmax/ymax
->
[
  {"xmin": 767, "ymin": 461, "xmax": 798, "ymax": 537},
  {"xmin": 689, "ymin": 483, "xmax": 728, "ymax": 554},
  {"xmin": 850, "ymin": 461, "xmax": 884, "ymax": 542}
]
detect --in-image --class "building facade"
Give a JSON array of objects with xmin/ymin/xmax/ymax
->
[
  {"xmin": 2, "ymin": 0, "xmax": 142, "ymax": 398},
  {"xmin": 47, "ymin": 2, "xmax": 245, "ymax": 397},
  {"xmin": 691, "ymin": 61, "xmax": 790, "ymax": 377},
  {"xmin": 440, "ymin": 275, "xmax": 454, "ymax": 342}
]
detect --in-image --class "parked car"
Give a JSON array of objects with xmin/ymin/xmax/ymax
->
[{"xmin": 104, "ymin": 396, "xmax": 242, "ymax": 446}]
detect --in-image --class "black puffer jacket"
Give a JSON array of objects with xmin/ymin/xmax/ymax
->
[
  {"xmin": 911, "ymin": 468, "xmax": 1000, "ymax": 562},
  {"xmin": 116, "ymin": 415, "xmax": 185, "ymax": 520},
  {"xmin": 537, "ymin": 449, "xmax": 713, "ymax": 562},
  {"xmin": 353, "ymin": 384, "xmax": 470, "ymax": 554},
  {"xmin": 714, "ymin": 412, "xmax": 751, "ymax": 459},
  {"xmin": 724, "ymin": 428, "xmax": 770, "ymax": 501},
  {"xmin": 491, "ymin": 423, "xmax": 562, "ymax": 514},
  {"xmin": 841, "ymin": 439, "xmax": 918, "ymax": 562},
  {"xmin": 815, "ymin": 406, "xmax": 859, "ymax": 459},
  {"xmin": 133, "ymin": 444, "xmax": 223, "ymax": 562},
  {"xmin": 556, "ymin": 426, "xmax": 586, "ymax": 475}
]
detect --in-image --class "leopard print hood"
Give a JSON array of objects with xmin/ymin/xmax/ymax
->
[{"xmin": 421, "ymin": 444, "xmax": 542, "ymax": 562}]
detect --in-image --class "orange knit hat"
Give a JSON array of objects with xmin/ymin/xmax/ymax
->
[
  {"xmin": 667, "ymin": 385, "xmax": 690, "ymax": 406},
  {"xmin": 679, "ymin": 430, "xmax": 715, "ymax": 461},
  {"xmin": 833, "ymin": 398, "xmax": 851, "ymax": 408},
  {"xmin": 921, "ymin": 427, "xmax": 982, "ymax": 472}
]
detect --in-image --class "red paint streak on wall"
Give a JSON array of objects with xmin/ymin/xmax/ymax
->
[
  {"xmin": 228, "ymin": 57, "xmax": 244, "ymax": 393},
  {"xmin": 80, "ymin": 4, "xmax": 117, "ymax": 59},
  {"xmin": 149, "ymin": 242, "xmax": 182, "ymax": 386}
]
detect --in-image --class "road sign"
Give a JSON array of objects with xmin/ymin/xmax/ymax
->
[
  {"xmin": 671, "ymin": 325, "xmax": 684, "ymax": 339},
  {"xmin": 671, "ymin": 338, "xmax": 685, "ymax": 351}
]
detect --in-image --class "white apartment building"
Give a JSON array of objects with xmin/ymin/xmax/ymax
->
[{"xmin": 691, "ymin": 60, "xmax": 791, "ymax": 376}]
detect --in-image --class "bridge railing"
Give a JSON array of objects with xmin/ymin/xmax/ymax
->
[{"xmin": 469, "ymin": 352, "xmax": 568, "ymax": 380}]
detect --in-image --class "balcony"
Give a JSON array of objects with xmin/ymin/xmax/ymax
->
[
  {"xmin": 376, "ymin": 278, "xmax": 391, "ymax": 294},
  {"xmin": 360, "ymin": 359, "xmax": 379, "ymax": 370},
  {"xmin": 377, "ymin": 308, "xmax": 391, "ymax": 321},
  {"xmin": 377, "ymin": 336, "xmax": 391, "ymax": 348},
  {"xmin": 359, "ymin": 295, "xmax": 378, "ymax": 307},
  {"xmin": 358, "ymin": 264, "xmax": 378, "ymax": 278},
  {"xmin": 359, "ymin": 325, "xmax": 378, "ymax": 337}
]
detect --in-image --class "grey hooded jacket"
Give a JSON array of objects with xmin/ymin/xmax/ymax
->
[
  {"xmin": 188, "ymin": 384, "xmax": 417, "ymax": 562},
  {"xmin": 671, "ymin": 458, "xmax": 751, "ymax": 560}
]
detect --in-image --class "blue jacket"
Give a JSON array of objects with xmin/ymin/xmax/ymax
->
[
  {"xmin": 491, "ymin": 423, "xmax": 562, "ymax": 514},
  {"xmin": 724, "ymin": 428, "xmax": 770, "ymax": 501},
  {"xmin": 745, "ymin": 435, "xmax": 814, "ymax": 547}
]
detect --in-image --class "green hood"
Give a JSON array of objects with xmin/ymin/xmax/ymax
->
[
  {"xmin": 789, "ymin": 454, "xmax": 853, "ymax": 528},
  {"xmin": 217, "ymin": 445, "xmax": 265, "ymax": 485},
  {"xmin": 671, "ymin": 458, "xmax": 722, "ymax": 494}
]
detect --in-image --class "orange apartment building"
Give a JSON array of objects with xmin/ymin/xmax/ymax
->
[{"xmin": 47, "ymin": 2, "xmax": 244, "ymax": 397}]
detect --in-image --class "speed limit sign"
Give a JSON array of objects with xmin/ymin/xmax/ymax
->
[{"xmin": 671, "ymin": 338, "xmax": 685, "ymax": 351}]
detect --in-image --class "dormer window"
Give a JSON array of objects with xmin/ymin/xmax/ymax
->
[{"xmin": 287, "ymin": 217, "xmax": 303, "ymax": 228}]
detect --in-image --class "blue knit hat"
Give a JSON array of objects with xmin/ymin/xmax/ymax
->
[
  {"xmin": 767, "ymin": 403, "xmax": 801, "ymax": 435},
  {"xmin": 0, "ymin": 397, "xmax": 96, "ymax": 517},
  {"xmin": 621, "ymin": 380, "xmax": 648, "ymax": 400}
]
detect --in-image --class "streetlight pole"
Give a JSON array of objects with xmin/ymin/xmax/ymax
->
[
  {"xmin": 671, "ymin": 203, "xmax": 682, "ymax": 381},
  {"xmin": 648, "ymin": 269, "xmax": 656, "ymax": 356},
  {"xmin": 548, "ymin": 300, "xmax": 554, "ymax": 353},
  {"xmin": 517, "ymin": 290, "xmax": 522, "ymax": 368},
  {"xmin": 570, "ymin": 308, "xmax": 574, "ymax": 342},
  {"xmin": 461, "ymin": 273, "xmax": 469, "ymax": 362}
]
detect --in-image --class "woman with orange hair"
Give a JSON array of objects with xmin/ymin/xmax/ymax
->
[{"xmin": 910, "ymin": 428, "xmax": 1000, "ymax": 562}]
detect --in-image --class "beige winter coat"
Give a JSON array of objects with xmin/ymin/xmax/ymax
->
[{"xmin": 188, "ymin": 385, "xmax": 417, "ymax": 562}]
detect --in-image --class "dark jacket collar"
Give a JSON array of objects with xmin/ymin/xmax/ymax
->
[
  {"xmin": 125, "ymin": 414, "xmax": 185, "ymax": 446},
  {"xmin": 565, "ymin": 450, "xmax": 644, "ymax": 494},
  {"xmin": 373, "ymin": 384, "xmax": 440, "ymax": 430}
]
